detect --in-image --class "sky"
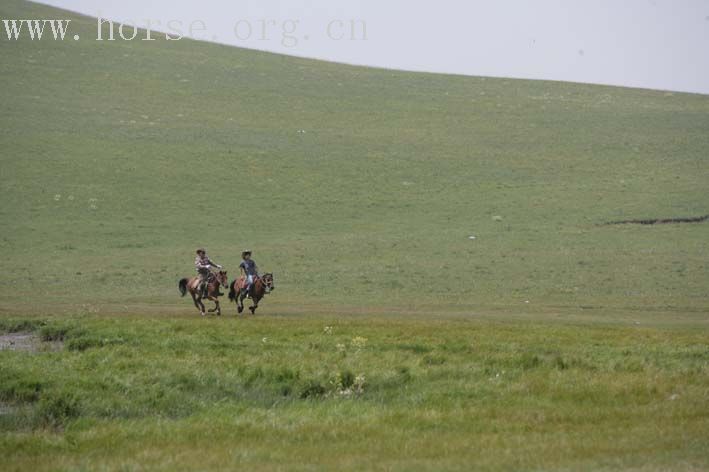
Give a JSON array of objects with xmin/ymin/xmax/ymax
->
[{"xmin": 36, "ymin": 0, "xmax": 709, "ymax": 94}]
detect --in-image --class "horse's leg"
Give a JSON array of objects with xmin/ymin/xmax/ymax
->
[
  {"xmin": 207, "ymin": 296, "xmax": 217, "ymax": 313},
  {"xmin": 207, "ymin": 295, "xmax": 221, "ymax": 314},
  {"xmin": 249, "ymin": 295, "xmax": 259, "ymax": 315},
  {"xmin": 194, "ymin": 294, "xmax": 206, "ymax": 317},
  {"xmin": 237, "ymin": 292, "xmax": 244, "ymax": 314},
  {"xmin": 190, "ymin": 293, "xmax": 202, "ymax": 316},
  {"xmin": 188, "ymin": 279, "xmax": 207, "ymax": 317}
]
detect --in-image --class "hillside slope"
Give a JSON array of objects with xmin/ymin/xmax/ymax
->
[{"xmin": 1, "ymin": 0, "xmax": 708, "ymax": 316}]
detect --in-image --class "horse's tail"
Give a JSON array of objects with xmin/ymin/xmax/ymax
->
[
  {"xmin": 178, "ymin": 278, "xmax": 189, "ymax": 297},
  {"xmin": 228, "ymin": 280, "xmax": 237, "ymax": 302}
]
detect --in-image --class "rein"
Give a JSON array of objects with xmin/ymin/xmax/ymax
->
[{"xmin": 203, "ymin": 271, "xmax": 225, "ymax": 291}]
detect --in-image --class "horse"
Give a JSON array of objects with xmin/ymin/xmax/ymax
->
[
  {"xmin": 178, "ymin": 270, "xmax": 229, "ymax": 316},
  {"xmin": 228, "ymin": 273, "xmax": 275, "ymax": 315}
]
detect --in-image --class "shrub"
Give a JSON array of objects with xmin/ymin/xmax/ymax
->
[
  {"xmin": 338, "ymin": 370, "xmax": 355, "ymax": 389},
  {"xmin": 39, "ymin": 325, "xmax": 73, "ymax": 342},
  {"xmin": 330, "ymin": 370, "xmax": 366, "ymax": 397},
  {"xmin": 299, "ymin": 381, "xmax": 326, "ymax": 399}
]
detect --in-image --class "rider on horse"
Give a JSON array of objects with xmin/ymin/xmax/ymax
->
[
  {"xmin": 239, "ymin": 249, "xmax": 259, "ymax": 298},
  {"xmin": 195, "ymin": 248, "xmax": 222, "ymax": 297}
]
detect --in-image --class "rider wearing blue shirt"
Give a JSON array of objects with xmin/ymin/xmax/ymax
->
[{"xmin": 239, "ymin": 250, "xmax": 259, "ymax": 298}]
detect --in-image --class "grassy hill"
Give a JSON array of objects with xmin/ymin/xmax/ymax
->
[
  {"xmin": 1, "ymin": 1, "xmax": 708, "ymax": 470},
  {"xmin": 1, "ymin": 0, "xmax": 707, "ymax": 317}
]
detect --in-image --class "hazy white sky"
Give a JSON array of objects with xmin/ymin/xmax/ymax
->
[{"xmin": 37, "ymin": 0, "xmax": 709, "ymax": 94}]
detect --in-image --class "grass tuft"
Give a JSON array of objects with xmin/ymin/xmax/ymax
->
[{"xmin": 35, "ymin": 392, "xmax": 81, "ymax": 429}]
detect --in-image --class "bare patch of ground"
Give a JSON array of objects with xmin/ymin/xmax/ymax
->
[{"xmin": 0, "ymin": 332, "xmax": 62, "ymax": 352}]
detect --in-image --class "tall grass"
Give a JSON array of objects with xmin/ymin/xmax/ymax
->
[{"xmin": 1, "ymin": 314, "xmax": 708, "ymax": 470}]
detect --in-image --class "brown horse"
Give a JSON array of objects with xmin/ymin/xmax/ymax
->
[
  {"xmin": 228, "ymin": 273, "xmax": 275, "ymax": 315},
  {"xmin": 178, "ymin": 270, "xmax": 229, "ymax": 316}
]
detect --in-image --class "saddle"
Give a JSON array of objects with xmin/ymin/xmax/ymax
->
[{"xmin": 237, "ymin": 275, "xmax": 257, "ymax": 296}]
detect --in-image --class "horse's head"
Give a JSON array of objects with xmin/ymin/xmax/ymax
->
[
  {"xmin": 217, "ymin": 270, "xmax": 229, "ymax": 289},
  {"xmin": 261, "ymin": 273, "xmax": 275, "ymax": 294}
]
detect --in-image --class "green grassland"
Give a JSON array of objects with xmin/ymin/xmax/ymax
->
[
  {"xmin": 1, "ymin": 0, "xmax": 708, "ymax": 470},
  {"xmin": 1, "ymin": 315, "xmax": 708, "ymax": 471},
  {"xmin": 1, "ymin": 0, "xmax": 707, "ymax": 314}
]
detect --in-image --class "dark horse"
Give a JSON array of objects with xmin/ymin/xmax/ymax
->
[
  {"xmin": 228, "ymin": 273, "xmax": 275, "ymax": 315},
  {"xmin": 178, "ymin": 270, "xmax": 229, "ymax": 316}
]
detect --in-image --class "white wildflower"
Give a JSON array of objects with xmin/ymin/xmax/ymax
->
[
  {"xmin": 354, "ymin": 374, "xmax": 366, "ymax": 394},
  {"xmin": 351, "ymin": 336, "xmax": 367, "ymax": 350}
]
